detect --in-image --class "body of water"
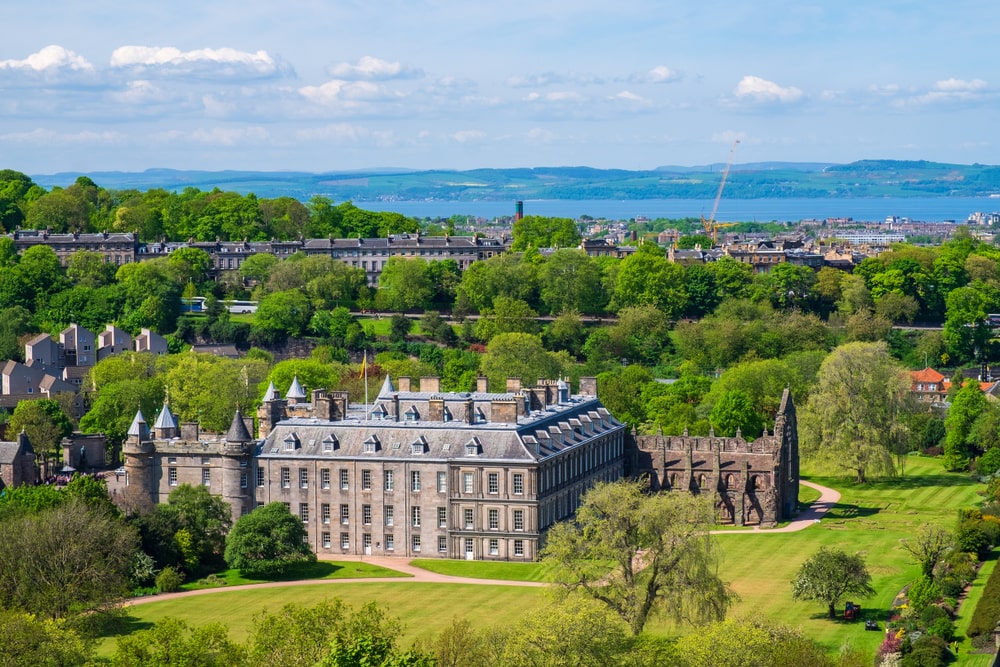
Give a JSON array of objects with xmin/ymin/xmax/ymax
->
[{"xmin": 359, "ymin": 197, "xmax": 1000, "ymax": 224}]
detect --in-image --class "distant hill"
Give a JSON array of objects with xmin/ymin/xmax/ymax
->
[{"xmin": 30, "ymin": 160, "xmax": 1000, "ymax": 201}]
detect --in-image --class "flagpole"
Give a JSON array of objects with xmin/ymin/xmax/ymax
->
[{"xmin": 364, "ymin": 350, "xmax": 369, "ymax": 420}]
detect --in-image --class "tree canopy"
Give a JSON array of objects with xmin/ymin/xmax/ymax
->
[{"xmin": 224, "ymin": 502, "xmax": 314, "ymax": 577}]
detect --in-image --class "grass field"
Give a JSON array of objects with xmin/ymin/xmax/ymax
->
[
  {"xmin": 180, "ymin": 560, "xmax": 409, "ymax": 590},
  {"xmin": 409, "ymin": 559, "xmax": 548, "ymax": 582},
  {"xmin": 100, "ymin": 455, "xmax": 995, "ymax": 663}
]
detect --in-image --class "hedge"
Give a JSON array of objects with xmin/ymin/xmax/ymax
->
[{"xmin": 967, "ymin": 555, "xmax": 1000, "ymax": 639}]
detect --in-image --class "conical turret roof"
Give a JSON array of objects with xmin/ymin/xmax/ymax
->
[
  {"xmin": 263, "ymin": 380, "xmax": 281, "ymax": 401},
  {"xmin": 378, "ymin": 374, "xmax": 395, "ymax": 398},
  {"xmin": 153, "ymin": 403, "xmax": 178, "ymax": 430},
  {"xmin": 127, "ymin": 409, "xmax": 148, "ymax": 437},
  {"xmin": 225, "ymin": 409, "xmax": 253, "ymax": 443},
  {"xmin": 286, "ymin": 376, "xmax": 306, "ymax": 400}
]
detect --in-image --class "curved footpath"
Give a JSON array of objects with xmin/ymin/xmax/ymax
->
[{"xmin": 128, "ymin": 480, "xmax": 840, "ymax": 607}]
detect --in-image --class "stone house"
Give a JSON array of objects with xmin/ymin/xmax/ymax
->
[{"xmin": 0, "ymin": 431, "xmax": 37, "ymax": 490}]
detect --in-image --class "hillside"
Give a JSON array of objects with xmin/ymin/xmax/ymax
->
[{"xmin": 29, "ymin": 160, "xmax": 1000, "ymax": 202}]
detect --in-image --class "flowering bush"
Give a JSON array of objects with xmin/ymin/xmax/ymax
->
[{"xmin": 877, "ymin": 635, "xmax": 903, "ymax": 663}]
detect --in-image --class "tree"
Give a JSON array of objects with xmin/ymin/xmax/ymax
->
[
  {"xmin": 673, "ymin": 616, "xmax": 849, "ymax": 667},
  {"xmin": 479, "ymin": 333, "xmax": 569, "ymax": 390},
  {"xmin": 8, "ymin": 399, "xmax": 73, "ymax": 456},
  {"xmin": 155, "ymin": 484, "xmax": 233, "ymax": 574},
  {"xmin": 110, "ymin": 617, "xmax": 245, "ymax": 667},
  {"xmin": 245, "ymin": 600, "xmax": 348, "ymax": 667},
  {"xmin": 511, "ymin": 215, "xmax": 580, "ymax": 251},
  {"xmin": 901, "ymin": 525, "xmax": 954, "ymax": 581},
  {"xmin": 0, "ymin": 609, "xmax": 93, "ymax": 667},
  {"xmin": 710, "ymin": 389, "xmax": 763, "ymax": 438},
  {"xmin": 0, "ymin": 498, "xmax": 138, "ymax": 618},
  {"xmin": 543, "ymin": 480, "xmax": 735, "ymax": 635},
  {"xmin": 251, "ymin": 289, "xmax": 313, "ymax": 345},
  {"xmin": 376, "ymin": 257, "xmax": 433, "ymax": 313},
  {"xmin": 538, "ymin": 249, "xmax": 607, "ymax": 315},
  {"xmin": 612, "ymin": 243, "xmax": 687, "ymax": 317},
  {"xmin": 224, "ymin": 502, "xmax": 315, "ymax": 577},
  {"xmin": 791, "ymin": 547, "xmax": 876, "ymax": 619},
  {"xmin": 943, "ymin": 379, "xmax": 986, "ymax": 470},
  {"xmin": 800, "ymin": 341, "xmax": 912, "ymax": 483}
]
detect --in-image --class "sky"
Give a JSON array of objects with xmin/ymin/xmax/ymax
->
[{"xmin": 2, "ymin": 1, "xmax": 997, "ymax": 175}]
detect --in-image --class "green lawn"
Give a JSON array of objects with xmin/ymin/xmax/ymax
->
[
  {"xmin": 409, "ymin": 558, "xmax": 548, "ymax": 582},
  {"xmin": 180, "ymin": 560, "xmax": 409, "ymax": 590},
  {"xmin": 98, "ymin": 583, "xmax": 545, "ymax": 658},
  {"xmin": 98, "ymin": 455, "xmax": 994, "ymax": 664}
]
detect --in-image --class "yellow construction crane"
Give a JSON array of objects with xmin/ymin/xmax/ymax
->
[{"xmin": 701, "ymin": 139, "xmax": 740, "ymax": 244}]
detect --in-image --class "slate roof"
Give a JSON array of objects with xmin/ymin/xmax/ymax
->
[
  {"xmin": 225, "ymin": 410, "xmax": 253, "ymax": 443},
  {"xmin": 153, "ymin": 404, "xmax": 178, "ymax": 430}
]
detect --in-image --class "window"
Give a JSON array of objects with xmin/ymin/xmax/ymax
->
[
  {"xmin": 322, "ymin": 532, "xmax": 331, "ymax": 548},
  {"xmin": 240, "ymin": 473, "xmax": 248, "ymax": 489},
  {"xmin": 340, "ymin": 504, "xmax": 349, "ymax": 524},
  {"xmin": 465, "ymin": 538, "xmax": 474, "ymax": 556},
  {"xmin": 489, "ymin": 538, "xmax": 499, "ymax": 556},
  {"xmin": 363, "ymin": 533, "xmax": 372, "ymax": 551},
  {"xmin": 438, "ymin": 536, "xmax": 447, "ymax": 553},
  {"xmin": 437, "ymin": 471, "xmax": 447, "ymax": 492},
  {"xmin": 411, "ymin": 506, "xmax": 421, "ymax": 527},
  {"xmin": 168, "ymin": 467, "xmax": 177, "ymax": 486},
  {"xmin": 385, "ymin": 534, "xmax": 394, "ymax": 551},
  {"xmin": 514, "ymin": 539, "xmax": 524, "ymax": 557},
  {"xmin": 322, "ymin": 503, "xmax": 331, "ymax": 524},
  {"xmin": 411, "ymin": 535, "xmax": 421, "ymax": 552},
  {"xmin": 384, "ymin": 470, "xmax": 394, "ymax": 491},
  {"xmin": 281, "ymin": 467, "xmax": 290, "ymax": 489},
  {"xmin": 361, "ymin": 469, "xmax": 372, "ymax": 490},
  {"xmin": 299, "ymin": 469, "xmax": 308, "ymax": 489},
  {"xmin": 340, "ymin": 533, "xmax": 349, "ymax": 550},
  {"xmin": 488, "ymin": 508, "xmax": 499, "ymax": 530},
  {"xmin": 299, "ymin": 503, "xmax": 309, "ymax": 523},
  {"xmin": 201, "ymin": 468, "xmax": 211, "ymax": 486},
  {"xmin": 339, "ymin": 469, "xmax": 349, "ymax": 490},
  {"xmin": 463, "ymin": 472, "xmax": 473, "ymax": 494},
  {"xmin": 411, "ymin": 471, "xmax": 421, "ymax": 492},
  {"xmin": 321, "ymin": 469, "xmax": 331, "ymax": 489},
  {"xmin": 513, "ymin": 509, "xmax": 524, "ymax": 531},
  {"xmin": 437, "ymin": 507, "xmax": 447, "ymax": 528},
  {"xmin": 201, "ymin": 456, "xmax": 211, "ymax": 465},
  {"xmin": 513, "ymin": 473, "xmax": 524, "ymax": 495},
  {"xmin": 362, "ymin": 504, "xmax": 372, "ymax": 525},
  {"xmin": 384, "ymin": 505, "xmax": 394, "ymax": 526},
  {"xmin": 464, "ymin": 508, "xmax": 474, "ymax": 530},
  {"xmin": 488, "ymin": 472, "xmax": 499, "ymax": 494},
  {"xmin": 168, "ymin": 457, "xmax": 177, "ymax": 464},
  {"xmin": 256, "ymin": 468, "xmax": 265, "ymax": 487}
]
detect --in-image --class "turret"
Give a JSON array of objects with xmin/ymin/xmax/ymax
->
[{"xmin": 221, "ymin": 409, "xmax": 253, "ymax": 523}]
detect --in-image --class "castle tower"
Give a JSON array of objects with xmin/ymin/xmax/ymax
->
[
  {"xmin": 122, "ymin": 409, "xmax": 155, "ymax": 509},
  {"xmin": 221, "ymin": 409, "xmax": 254, "ymax": 523},
  {"xmin": 773, "ymin": 388, "xmax": 799, "ymax": 518},
  {"xmin": 257, "ymin": 381, "xmax": 286, "ymax": 439},
  {"xmin": 153, "ymin": 403, "xmax": 179, "ymax": 440}
]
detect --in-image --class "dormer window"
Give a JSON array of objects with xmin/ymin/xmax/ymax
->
[
  {"xmin": 404, "ymin": 405, "xmax": 420, "ymax": 422},
  {"xmin": 465, "ymin": 438, "xmax": 481, "ymax": 456},
  {"xmin": 322, "ymin": 434, "xmax": 338, "ymax": 452},
  {"xmin": 476, "ymin": 407, "xmax": 487, "ymax": 423},
  {"xmin": 442, "ymin": 406, "xmax": 453, "ymax": 422},
  {"xmin": 363, "ymin": 434, "xmax": 381, "ymax": 453},
  {"xmin": 411, "ymin": 436, "xmax": 427, "ymax": 455},
  {"xmin": 283, "ymin": 432, "xmax": 300, "ymax": 451},
  {"xmin": 371, "ymin": 404, "xmax": 389, "ymax": 420}
]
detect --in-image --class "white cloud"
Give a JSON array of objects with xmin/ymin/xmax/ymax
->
[
  {"xmin": 450, "ymin": 130, "xmax": 486, "ymax": 143},
  {"xmin": 610, "ymin": 90, "xmax": 650, "ymax": 105},
  {"xmin": 526, "ymin": 128, "xmax": 555, "ymax": 141},
  {"xmin": 632, "ymin": 65, "xmax": 679, "ymax": 84},
  {"xmin": 299, "ymin": 80, "xmax": 393, "ymax": 104},
  {"xmin": 155, "ymin": 126, "xmax": 269, "ymax": 146},
  {"xmin": 109, "ymin": 80, "xmax": 163, "ymax": 104},
  {"xmin": 733, "ymin": 75, "xmax": 803, "ymax": 103},
  {"xmin": 0, "ymin": 128, "xmax": 123, "ymax": 144},
  {"xmin": 912, "ymin": 78, "xmax": 991, "ymax": 105},
  {"xmin": 326, "ymin": 56, "xmax": 422, "ymax": 80},
  {"xmin": 0, "ymin": 45, "xmax": 94, "ymax": 72},
  {"xmin": 507, "ymin": 72, "xmax": 603, "ymax": 88},
  {"xmin": 934, "ymin": 78, "xmax": 987, "ymax": 92},
  {"xmin": 524, "ymin": 90, "xmax": 585, "ymax": 103},
  {"xmin": 110, "ymin": 46, "xmax": 285, "ymax": 79}
]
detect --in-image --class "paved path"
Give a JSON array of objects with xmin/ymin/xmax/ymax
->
[
  {"xmin": 128, "ymin": 481, "xmax": 839, "ymax": 607},
  {"xmin": 709, "ymin": 480, "xmax": 841, "ymax": 535}
]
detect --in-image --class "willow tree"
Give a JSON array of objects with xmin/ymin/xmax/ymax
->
[
  {"xmin": 542, "ymin": 480, "xmax": 735, "ymax": 635},
  {"xmin": 800, "ymin": 341, "xmax": 912, "ymax": 483}
]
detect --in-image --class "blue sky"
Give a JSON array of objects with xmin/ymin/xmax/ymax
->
[{"xmin": 2, "ymin": 1, "xmax": 996, "ymax": 174}]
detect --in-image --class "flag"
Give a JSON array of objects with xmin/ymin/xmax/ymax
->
[{"xmin": 360, "ymin": 353, "xmax": 366, "ymax": 379}]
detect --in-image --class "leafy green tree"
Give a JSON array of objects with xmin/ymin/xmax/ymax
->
[
  {"xmin": 240, "ymin": 252, "xmax": 279, "ymax": 285},
  {"xmin": 544, "ymin": 311, "xmax": 587, "ymax": 357},
  {"xmin": 245, "ymin": 600, "xmax": 349, "ymax": 667},
  {"xmin": 0, "ymin": 498, "xmax": 138, "ymax": 619},
  {"xmin": 455, "ymin": 253, "xmax": 539, "ymax": 314},
  {"xmin": 115, "ymin": 259, "xmax": 182, "ymax": 333},
  {"xmin": 0, "ymin": 170, "xmax": 38, "ymax": 232},
  {"xmin": 801, "ymin": 341, "xmax": 912, "ymax": 483},
  {"xmin": 426, "ymin": 259, "xmax": 461, "ymax": 311},
  {"xmin": 479, "ymin": 333, "xmax": 569, "ymax": 390},
  {"xmin": 674, "ymin": 616, "xmax": 849, "ymax": 667},
  {"xmin": 710, "ymin": 389, "xmax": 763, "ymax": 438},
  {"xmin": 110, "ymin": 617, "xmax": 245, "ymax": 667},
  {"xmin": 224, "ymin": 502, "xmax": 314, "ymax": 577},
  {"xmin": 538, "ymin": 249, "xmax": 607, "ymax": 315},
  {"xmin": 474, "ymin": 296, "xmax": 539, "ymax": 342},
  {"xmin": 8, "ymin": 399, "xmax": 73, "ymax": 457},
  {"xmin": 543, "ymin": 480, "xmax": 735, "ymax": 635},
  {"xmin": 251, "ymin": 289, "xmax": 313, "ymax": 345},
  {"xmin": 756, "ymin": 263, "xmax": 817, "ymax": 311},
  {"xmin": 376, "ymin": 258, "xmax": 433, "ymax": 312},
  {"xmin": 14, "ymin": 245, "xmax": 69, "ymax": 308},
  {"xmin": 0, "ymin": 305, "xmax": 34, "ymax": 362},
  {"xmin": 943, "ymin": 379, "xmax": 987, "ymax": 470},
  {"xmin": 167, "ymin": 247, "xmax": 214, "ymax": 286},
  {"xmin": 901, "ymin": 525, "xmax": 953, "ymax": 581},
  {"xmin": 163, "ymin": 354, "xmax": 269, "ymax": 432},
  {"xmin": 25, "ymin": 187, "xmax": 90, "ymax": 233},
  {"xmin": 388, "ymin": 314, "xmax": 413, "ymax": 343},
  {"xmin": 943, "ymin": 284, "xmax": 998, "ymax": 362},
  {"xmin": 306, "ymin": 195, "xmax": 345, "ymax": 238},
  {"xmin": 260, "ymin": 196, "xmax": 310, "ymax": 240},
  {"xmin": 791, "ymin": 547, "xmax": 876, "ymax": 619},
  {"xmin": 0, "ymin": 609, "xmax": 93, "ymax": 667},
  {"xmin": 264, "ymin": 359, "xmax": 345, "ymax": 401},
  {"xmin": 319, "ymin": 601, "xmax": 435, "ymax": 667},
  {"xmin": 711, "ymin": 256, "xmax": 754, "ymax": 302},
  {"xmin": 511, "ymin": 215, "xmax": 580, "ymax": 251},
  {"xmin": 606, "ymin": 304, "xmax": 673, "ymax": 366},
  {"xmin": 156, "ymin": 485, "xmax": 233, "ymax": 574},
  {"xmin": 66, "ymin": 249, "xmax": 118, "ymax": 287},
  {"xmin": 597, "ymin": 365, "xmax": 653, "ymax": 428},
  {"xmin": 612, "ymin": 243, "xmax": 687, "ymax": 317},
  {"xmin": 683, "ymin": 264, "xmax": 719, "ymax": 317}
]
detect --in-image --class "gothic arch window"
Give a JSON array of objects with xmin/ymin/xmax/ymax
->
[{"xmin": 726, "ymin": 474, "xmax": 734, "ymax": 489}]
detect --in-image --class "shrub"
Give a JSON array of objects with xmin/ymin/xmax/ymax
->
[
  {"xmin": 923, "ymin": 445, "xmax": 943, "ymax": 457},
  {"xmin": 977, "ymin": 447, "xmax": 1000, "ymax": 477},
  {"xmin": 901, "ymin": 634, "xmax": 951, "ymax": 667},
  {"xmin": 155, "ymin": 565, "xmax": 183, "ymax": 593},
  {"xmin": 907, "ymin": 576, "xmax": 942, "ymax": 613},
  {"xmin": 919, "ymin": 605, "xmax": 949, "ymax": 627},
  {"xmin": 926, "ymin": 617, "xmax": 955, "ymax": 643}
]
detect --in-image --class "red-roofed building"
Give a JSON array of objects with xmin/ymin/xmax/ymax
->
[{"xmin": 911, "ymin": 368, "xmax": 948, "ymax": 403}]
